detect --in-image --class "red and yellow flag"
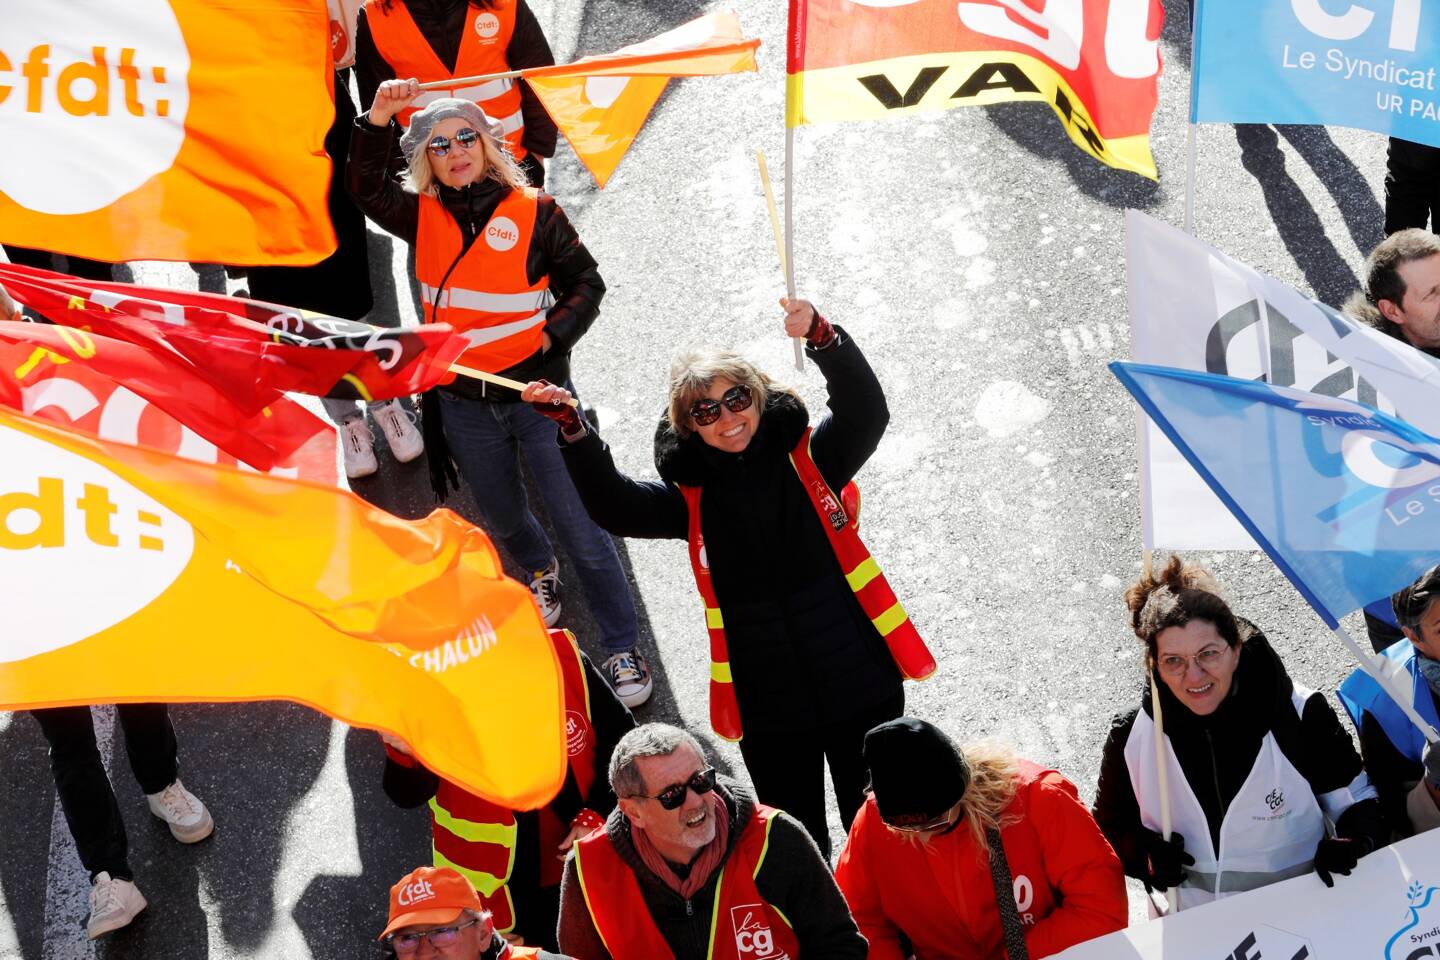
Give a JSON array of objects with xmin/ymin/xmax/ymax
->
[
  {"xmin": 0, "ymin": 408, "xmax": 565, "ymax": 809},
  {"xmin": 525, "ymin": 12, "xmax": 760, "ymax": 187},
  {"xmin": 0, "ymin": 0, "xmax": 337, "ymax": 264},
  {"xmin": 787, "ymin": 0, "xmax": 1163, "ymax": 178}
]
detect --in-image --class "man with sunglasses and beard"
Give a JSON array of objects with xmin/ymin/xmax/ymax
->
[
  {"xmin": 557, "ymin": 723, "xmax": 865, "ymax": 959},
  {"xmin": 524, "ymin": 298, "xmax": 934, "ymax": 861}
]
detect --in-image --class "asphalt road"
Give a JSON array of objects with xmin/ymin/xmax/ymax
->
[{"xmin": 0, "ymin": 0, "xmax": 1396, "ymax": 956}]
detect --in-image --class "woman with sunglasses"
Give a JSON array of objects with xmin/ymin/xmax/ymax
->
[
  {"xmin": 349, "ymin": 81, "xmax": 653, "ymax": 708},
  {"xmin": 1091, "ymin": 555, "xmax": 1387, "ymax": 914},
  {"xmin": 522, "ymin": 299, "xmax": 932, "ymax": 858}
]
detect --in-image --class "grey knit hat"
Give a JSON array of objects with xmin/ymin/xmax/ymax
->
[{"xmin": 398, "ymin": 98, "xmax": 505, "ymax": 163}]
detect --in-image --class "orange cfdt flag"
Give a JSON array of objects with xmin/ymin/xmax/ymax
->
[
  {"xmin": 0, "ymin": 0, "xmax": 337, "ymax": 264},
  {"xmin": 525, "ymin": 11, "xmax": 760, "ymax": 187},
  {"xmin": 786, "ymin": 0, "xmax": 1163, "ymax": 179},
  {"xmin": 0, "ymin": 409, "xmax": 566, "ymax": 809}
]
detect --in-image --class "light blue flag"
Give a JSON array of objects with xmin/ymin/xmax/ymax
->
[
  {"xmin": 1110, "ymin": 361, "xmax": 1440, "ymax": 627},
  {"xmin": 1191, "ymin": 0, "xmax": 1440, "ymax": 147}
]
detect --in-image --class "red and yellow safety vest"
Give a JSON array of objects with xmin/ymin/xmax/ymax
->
[
  {"xmin": 365, "ymin": 0, "xmax": 528, "ymax": 157},
  {"xmin": 428, "ymin": 628, "xmax": 597, "ymax": 933},
  {"xmin": 573, "ymin": 804, "xmax": 800, "ymax": 960},
  {"xmin": 416, "ymin": 186, "xmax": 551, "ymax": 375},
  {"xmin": 678, "ymin": 427, "xmax": 936, "ymax": 741}
]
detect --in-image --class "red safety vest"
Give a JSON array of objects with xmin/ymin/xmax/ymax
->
[
  {"xmin": 573, "ymin": 804, "xmax": 800, "ymax": 960},
  {"xmin": 416, "ymin": 186, "xmax": 551, "ymax": 375},
  {"xmin": 678, "ymin": 427, "xmax": 936, "ymax": 741},
  {"xmin": 428, "ymin": 628, "xmax": 596, "ymax": 933},
  {"xmin": 364, "ymin": 0, "xmax": 527, "ymax": 157}
]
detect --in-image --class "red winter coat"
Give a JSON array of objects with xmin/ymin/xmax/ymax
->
[{"xmin": 835, "ymin": 761, "xmax": 1126, "ymax": 960}]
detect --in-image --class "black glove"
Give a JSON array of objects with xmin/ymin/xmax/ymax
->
[
  {"xmin": 1139, "ymin": 827, "xmax": 1194, "ymax": 891},
  {"xmin": 1313, "ymin": 836, "xmax": 1367, "ymax": 887},
  {"xmin": 1423, "ymin": 741, "xmax": 1440, "ymax": 794}
]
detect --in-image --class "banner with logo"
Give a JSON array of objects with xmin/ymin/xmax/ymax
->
[
  {"xmin": 1110, "ymin": 362, "xmax": 1440, "ymax": 624},
  {"xmin": 0, "ymin": 408, "xmax": 565, "ymax": 809},
  {"xmin": 787, "ymin": 0, "xmax": 1165, "ymax": 178},
  {"xmin": 1126, "ymin": 209, "xmax": 1440, "ymax": 550},
  {"xmin": 1054, "ymin": 828, "xmax": 1440, "ymax": 959},
  {"xmin": 1192, "ymin": 0, "xmax": 1440, "ymax": 147},
  {"xmin": 0, "ymin": 0, "xmax": 337, "ymax": 265},
  {"xmin": 524, "ymin": 12, "xmax": 760, "ymax": 187},
  {"xmin": 0, "ymin": 334, "xmax": 337, "ymax": 483}
]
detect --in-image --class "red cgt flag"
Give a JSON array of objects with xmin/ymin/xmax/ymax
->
[
  {"xmin": 0, "ymin": 321, "xmax": 330, "ymax": 472},
  {"xmin": 0, "ymin": 263, "xmax": 470, "ymax": 403}
]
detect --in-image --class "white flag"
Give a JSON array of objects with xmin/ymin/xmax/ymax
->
[{"xmin": 1126, "ymin": 210, "xmax": 1440, "ymax": 550}]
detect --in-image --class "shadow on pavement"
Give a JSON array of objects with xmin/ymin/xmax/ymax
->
[
  {"xmin": 1235, "ymin": 123, "xmax": 1360, "ymax": 305},
  {"xmin": 0, "ymin": 715, "xmax": 57, "ymax": 960},
  {"xmin": 1275, "ymin": 125, "xmax": 1385, "ymax": 257}
]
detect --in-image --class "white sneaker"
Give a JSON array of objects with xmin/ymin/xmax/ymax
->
[
  {"xmin": 146, "ymin": 778, "xmax": 215, "ymax": 844},
  {"xmin": 374, "ymin": 399, "xmax": 424, "ymax": 464},
  {"xmin": 529, "ymin": 559, "xmax": 562, "ymax": 626},
  {"xmin": 603, "ymin": 650, "xmax": 653, "ymax": 708},
  {"xmin": 87, "ymin": 873, "xmax": 147, "ymax": 939},
  {"xmin": 340, "ymin": 418, "xmax": 378, "ymax": 479}
]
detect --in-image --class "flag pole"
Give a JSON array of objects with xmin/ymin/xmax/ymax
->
[
  {"xmin": 417, "ymin": 69, "xmax": 524, "ymax": 91},
  {"xmin": 756, "ymin": 150, "xmax": 803, "ymax": 368},
  {"xmin": 1141, "ymin": 548, "xmax": 1179, "ymax": 914},
  {"xmin": 1183, "ymin": 0, "xmax": 1201, "ymax": 235},
  {"xmin": 447, "ymin": 363, "xmax": 579, "ymax": 407},
  {"xmin": 1332, "ymin": 624, "xmax": 1440, "ymax": 744},
  {"xmin": 783, "ymin": 126, "xmax": 803, "ymax": 371}
]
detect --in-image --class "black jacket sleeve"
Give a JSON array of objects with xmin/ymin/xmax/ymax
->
[
  {"xmin": 559, "ymin": 429, "xmax": 689, "ymax": 540},
  {"xmin": 346, "ymin": 116, "xmax": 419, "ymax": 244},
  {"xmin": 1091, "ymin": 710, "xmax": 1149, "ymax": 883},
  {"xmin": 580, "ymin": 652, "xmax": 636, "ymax": 815},
  {"xmin": 535, "ymin": 196, "xmax": 603, "ymax": 353},
  {"xmin": 1359, "ymin": 709, "xmax": 1425, "ymax": 837},
  {"xmin": 1296, "ymin": 693, "xmax": 1388, "ymax": 850},
  {"xmin": 382, "ymin": 750, "xmax": 441, "ymax": 809},
  {"xmin": 352, "ymin": 7, "xmax": 392, "ymax": 119},
  {"xmin": 807, "ymin": 326, "xmax": 890, "ymax": 493},
  {"xmin": 755, "ymin": 812, "xmax": 868, "ymax": 959},
  {"xmin": 510, "ymin": 0, "xmax": 559, "ymax": 159}
]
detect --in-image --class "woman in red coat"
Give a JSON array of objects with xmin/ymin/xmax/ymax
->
[{"xmin": 835, "ymin": 718, "xmax": 1127, "ymax": 960}]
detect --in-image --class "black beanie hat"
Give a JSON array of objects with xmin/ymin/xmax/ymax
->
[{"xmin": 863, "ymin": 717, "xmax": 970, "ymax": 826}]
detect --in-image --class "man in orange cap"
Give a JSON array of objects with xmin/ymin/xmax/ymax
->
[{"xmin": 379, "ymin": 866, "xmax": 573, "ymax": 959}]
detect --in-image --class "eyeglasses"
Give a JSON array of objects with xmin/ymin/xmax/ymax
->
[
  {"xmin": 385, "ymin": 918, "xmax": 480, "ymax": 954},
  {"xmin": 884, "ymin": 806, "xmax": 957, "ymax": 835},
  {"xmin": 1156, "ymin": 646, "xmax": 1229, "ymax": 677},
  {"xmin": 635, "ymin": 766, "xmax": 718, "ymax": 810},
  {"xmin": 689, "ymin": 385, "xmax": 753, "ymax": 427},
  {"xmin": 428, "ymin": 128, "xmax": 482, "ymax": 158}
]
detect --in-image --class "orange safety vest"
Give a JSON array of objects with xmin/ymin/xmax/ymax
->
[
  {"xmin": 678, "ymin": 427, "xmax": 936, "ymax": 741},
  {"xmin": 365, "ymin": 0, "xmax": 528, "ymax": 157},
  {"xmin": 573, "ymin": 804, "xmax": 800, "ymax": 960},
  {"xmin": 429, "ymin": 628, "xmax": 597, "ymax": 933},
  {"xmin": 416, "ymin": 186, "xmax": 552, "ymax": 375}
]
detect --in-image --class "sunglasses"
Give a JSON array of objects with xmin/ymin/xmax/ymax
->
[
  {"xmin": 637, "ymin": 766, "xmax": 718, "ymax": 810},
  {"xmin": 689, "ymin": 384, "xmax": 753, "ymax": 427},
  {"xmin": 385, "ymin": 918, "xmax": 480, "ymax": 954},
  {"xmin": 884, "ymin": 807, "xmax": 957, "ymax": 835},
  {"xmin": 428, "ymin": 128, "xmax": 482, "ymax": 158}
]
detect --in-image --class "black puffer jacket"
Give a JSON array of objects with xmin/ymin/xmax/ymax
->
[
  {"xmin": 557, "ymin": 329, "xmax": 902, "ymax": 732},
  {"xmin": 345, "ymin": 114, "xmax": 603, "ymax": 399},
  {"xmin": 354, "ymin": 0, "xmax": 558, "ymax": 160},
  {"xmin": 1091, "ymin": 627, "xmax": 1387, "ymax": 883},
  {"xmin": 556, "ymin": 778, "xmax": 867, "ymax": 960}
]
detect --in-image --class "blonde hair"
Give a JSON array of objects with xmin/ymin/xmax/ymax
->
[
  {"xmin": 404, "ymin": 127, "xmax": 530, "ymax": 196},
  {"xmin": 667, "ymin": 347, "xmax": 794, "ymax": 437},
  {"xmin": 954, "ymin": 741, "xmax": 1022, "ymax": 855}
]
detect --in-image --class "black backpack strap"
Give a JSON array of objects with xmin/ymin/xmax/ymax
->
[{"xmin": 986, "ymin": 825, "xmax": 1030, "ymax": 960}]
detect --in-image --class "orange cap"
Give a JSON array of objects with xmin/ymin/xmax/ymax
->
[{"xmin": 378, "ymin": 866, "xmax": 482, "ymax": 940}]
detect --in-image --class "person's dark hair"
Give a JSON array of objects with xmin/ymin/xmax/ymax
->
[
  {"xmin": 1344, "ymin": 229, "xmax": 1440, "ymax": 335},
  {"xmin": 1125, "ymin": 554, "xmax": 1241, "ymax": 662},
  {"xmin": 1393, "ymin": 564, "xmax": 1440, "ymax": 634}
]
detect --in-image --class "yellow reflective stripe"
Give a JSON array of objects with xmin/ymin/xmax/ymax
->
[
  {"xmin": 711, "ymin": 660, "xmax": 733, "ymax": 684},
  {"xmin": 341, "ymin": 372, "xmax": 374, "ymax": 403},
  {"xmin": 429, "ymin": 797, "xmax": 518, "ymax": 846},
  {"xmin": 432, "ymin": 848, "xmax": 507, "ymax": 896},
  {"xmin": 705, "ymin": 866, "xmax": 726, "ymax": 960},
  {"xmin": 771, "ymin": 905, "xmax": 793, "ymax": 931},
  {"xmin": 872, "ymin": 601, "xmax": 908, "ymax": 637},
  {"xmin": 753, "ymin": 812, "xmax": 776, "ymax": 880},
  {"xmin": 845, "ymin": 556, "xmax": 881, "ymax": 592},
  {"xmin": 705, "ymin": 607, "xmax": 724, "ymax": 629}
]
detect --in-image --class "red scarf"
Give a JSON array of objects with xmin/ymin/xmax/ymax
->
[{"xmin": 631, "ymin": 793, "xmax": 731, "ymax": 899}]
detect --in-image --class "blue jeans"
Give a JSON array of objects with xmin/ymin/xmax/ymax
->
[{"xmin": 437, "ymin": 391, "xmax": 638, "ymax": 655}]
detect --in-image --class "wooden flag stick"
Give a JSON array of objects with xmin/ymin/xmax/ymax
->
[
  {"xmin": 448, "ymin": 363, "xmax": 578, "ymax": 407},
  {"xmin": 416, "ymin": 70, "xmax": 523, "ymax": 92},
  {"xmin": 1149, "ymin": 668, "xmax": 1180, "ymax": 915},
  {"xmin": 755, "ymin": 150, "xmax": 804, "ymax": 370}
]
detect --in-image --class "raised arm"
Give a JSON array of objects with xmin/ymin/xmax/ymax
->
[{"xmin": 346, "ymin": 78, "xmax": 422, "ymax": 243}]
